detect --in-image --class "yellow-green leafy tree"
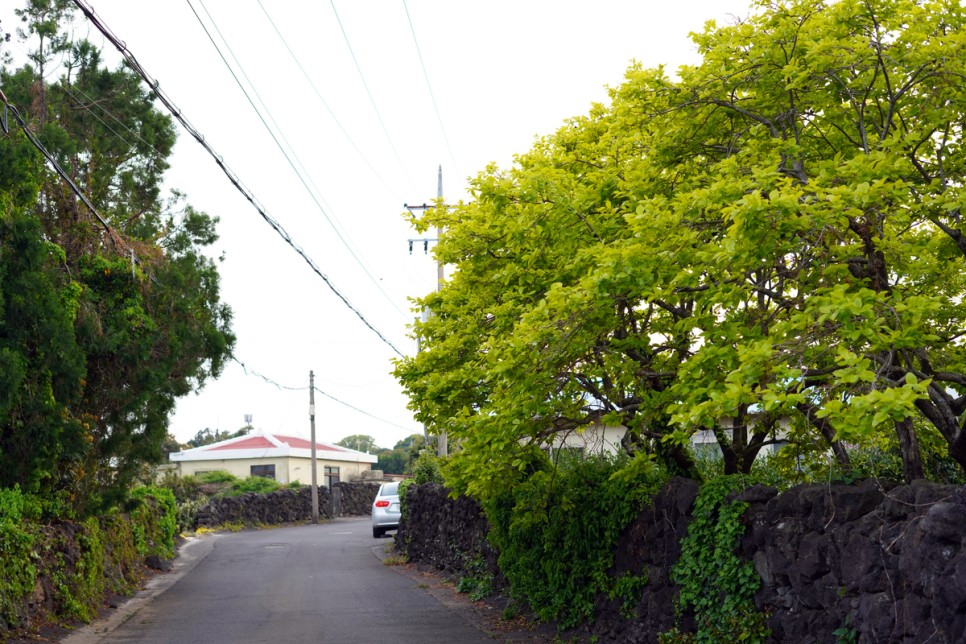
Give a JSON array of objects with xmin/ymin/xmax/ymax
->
[{"xmin": 395, "ymin": 0, "xmax": 966, "ymax": 497}]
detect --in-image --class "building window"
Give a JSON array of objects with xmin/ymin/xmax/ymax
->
[
  {"xmin": 324, "ymin": 465, "xmax": 340, "ymax": 488},
  {"xmin": 251, "ymin": 464, "xmax": 275, "ymax": 479}
]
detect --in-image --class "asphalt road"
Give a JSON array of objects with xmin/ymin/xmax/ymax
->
[{"xmin": 61, "ymin": 518, "xmax": 525, "ymax": 644}]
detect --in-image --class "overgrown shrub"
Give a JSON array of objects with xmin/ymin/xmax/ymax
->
[
  {"xmin": 196, "ymin": 470, "xmax": 238, "ymax": 484},
  {"xmin": 484, "ymin": 452, "xmax": 664, "ymax": 629},
  {"xmin": 224, "ymin": 475, "xmax": 283, "ymax": 497},
  {"xmin": 0, "ymin": 484, "xmax": 179, "ymax": 634},
  {"xmin": 57, "ymin": 517, "xmax": 106, "ymax": 622},
  {"xmin": 412, "ymin": 450, "xmax": 444, "ymax": 485},
  {"xmin": 0, "ymin": 486, "xmax": 40, "ymax": 629},
  {"xmin": 398, "ymin": 478, "xmax": 415, "ymax": 518},
  {"xmin": 128, "ymin": 487, "xmax": 177, "ymax": 559}
]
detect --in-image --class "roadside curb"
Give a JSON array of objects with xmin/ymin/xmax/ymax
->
[{"xmin": 59, "ymin": 534, "xmax": 219, "ymax": 644}]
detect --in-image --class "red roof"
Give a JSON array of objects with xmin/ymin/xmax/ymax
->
[
  {"xmin": 204, "ymin": 433, "xmax": 348, "ymax": 452},
  {"xmin": 207, "ymin": 436, "xmax": 274, "ymax": 450}
]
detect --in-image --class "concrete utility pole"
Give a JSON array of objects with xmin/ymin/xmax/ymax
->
[
  {"xmin": 406, "ymin": 165, "xmax": 448, "ymax": 458},
  {"xmin": 309, "ymin": 370, "xmax": 319, "ymax": 524}
]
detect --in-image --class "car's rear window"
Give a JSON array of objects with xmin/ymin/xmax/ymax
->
[{"xmin": 380, "ymin": 482, "xmax": 400, "ymax": 496}]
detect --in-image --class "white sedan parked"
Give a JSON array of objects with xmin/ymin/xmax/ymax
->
[{"xmin": 371, "ymin": 482, "xmax": 401, "ymax": 538}]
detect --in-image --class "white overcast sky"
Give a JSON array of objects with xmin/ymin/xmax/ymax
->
[{"xmin": 4, "ymin": 1, "xmax": 755, "ymax": 449}]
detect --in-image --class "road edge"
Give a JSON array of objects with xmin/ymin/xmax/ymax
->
[{"xmin": 59, "ymin": 534, "xmax": 219, "ymax": 644}]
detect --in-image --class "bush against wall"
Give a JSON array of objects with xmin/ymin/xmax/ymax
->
[
  {"xmin": 483, "ymin": 454, "xmax": 664, "ymax": 629},
  {"xmin": 669, "ymin": 476, "xmax": 769, "ymax": 642},
  {"xmin": 0, "ymin": 487, "xmax": 40, "ymax": 629},
  {"xmin": 399, "ymin": 474, "xmax": 966, "ymax": 643},
  {"xmin": 0, "ymin": 485, "xmax": 177, "ymax": 636}
]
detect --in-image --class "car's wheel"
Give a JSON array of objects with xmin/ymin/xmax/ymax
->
[{"xmin": 373, "ymin": 527, "xmax": 383, "ymax": 538}]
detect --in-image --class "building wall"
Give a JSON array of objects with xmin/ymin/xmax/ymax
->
[
  {"xmin": 285, "ymin": 457, "xmax": 371, "ymax": 486},
  {"xmin": 177, "ymin": 457, "xmax": 289, "ymax": 482},
  {"xmin": 547, "ymin": 424, "xmax": 627, "ymax": 457}
]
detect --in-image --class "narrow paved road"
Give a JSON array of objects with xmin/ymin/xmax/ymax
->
[{"xmin": 64, "ymin": 518, "xmax": 514, "ymax": 643}]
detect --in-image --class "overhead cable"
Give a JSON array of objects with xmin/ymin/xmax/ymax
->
[
  {"xmin": 401, "ymin": 0, "xmax": 460, "ymax": 178},
  {"xmin": 328, "ymin": 0, "xmax": 416, "ymax": 192},
  {"xmin": 313, "ymin": 386, "xmax": 414, "ymax": 432},
  {"xmin": 256, "ymin": 0, "xmax": 396, "ymax": 195},
  {"xmin": 1, "ymin": 88, "xmax": 129, "ymax": 255},
  {"xmin": 189, "ymin": 0, "xmax": 409, "ymax": 322},
  {"xmin": 70, "ymin": 0, "xmax": 405, "ymax": 358},
  {"xmin": 233, "ymin": 357, "xmax": 414, "ymax": 431}
]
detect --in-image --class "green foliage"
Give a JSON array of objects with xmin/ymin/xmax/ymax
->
[
  {"xmin": 0, "ymin": 487, "xmax": 39, "ymax": 628},
  {"xmin": 456, "ymin": 555, "xmax": 494, "ymax": 601},
  {"xmin": 670, "ymin": 476, "xmax": 769, "ymax": 643},
  {"xmin": 484, "ymin": 453, "xmax": 664, "ymax": 629},
  {"xmin": 335, "ymin": 434, "xmax": 381, "ymax": 453},
  {"xmin": 0, "ymin": 202, "xmax": 85, "ymax": 495},
  {"xmin": 128, "ymin": 486, "xmax": 177, "ymax": 558},
  {"xmin": 376, "ymin": 448, "xmax": 408, "ymax": 475},
  {"xmin": 185, "ymin": 427, "xmax": 248, "ymax": 449},
  {"xmin": 58, "ymin": 517, "xmax": 106, "ymax": 622},
  {"xmin": 609, "ymin": 571, "xmax": 650, "ymax": 619},
  {"xmin": 375, "ymin": 434, "xmax": 432, "ymax": 475},
  {"xmin": 411, "ymin": 449, "xmax": 444, "ymax": 485},
  {"xmin": 395, "ymin": 0, "xmax": 966, "ymax": 494},
  {"xmin": 398, "ymin": 478, "xmax": 415, "ymax": 518},
  {"xmin": 0, "ymin": 482, "xmax": 180, "ymax": 632},
  {"xmin": 0, "ymin": 7, "xmax": 235, "ymax": 516},
  {"xmin": 833, "ymin": 615, "xmax": 859, "ymax": 644},
  {"xmin": 195, "ymin": 470, "xmax": 238, "ymax": 484},
  {"xmin": 224, "ymin": 476, "xmax": 282, "ymax": 497}
]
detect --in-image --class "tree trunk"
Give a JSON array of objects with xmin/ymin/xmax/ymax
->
[{"xmin": 894, "ymin": 418, "xmax": 924, "ymax": 482}]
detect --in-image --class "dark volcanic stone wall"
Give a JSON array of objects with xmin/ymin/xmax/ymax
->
[
  {"xmin": 394, "ymin": 482, "xmax": 498, "ymax": 579},
  {"xmin": 399, "ymin": 478, "xmax": 966, "ymax": 643},
  {"xmin": 195, "ymin": 481, "xmax": 381, "ymax": 527},
  {"xmin": 741, "ymin": 479, "xmax": 966, "ymax": 643},
  {"xmin": 595, "ymin": 477, "xmax": 701, "ymax": 640}
]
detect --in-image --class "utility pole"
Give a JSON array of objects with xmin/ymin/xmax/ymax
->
[
  {"xmin": 406, "ymin": 165, "xmax": 448, "ymax": 457},
  {"xmin": 309, "ymin": 370, "xmax": 319, "ymax": 524}
]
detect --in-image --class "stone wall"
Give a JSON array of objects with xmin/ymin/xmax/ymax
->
[
  {"xmin": 741, "ymin": 479, "xmax": 966, "ymax": 643},
  {"xmin": 195, "ymin": 481, "xmax": 381, "ymax": 528},
  {"xmin": 397, "ymin": 479, "xmax": 966, "ymax": 643},
  {"xmin": 393, "ymin": 482, "xmax": 497, "ymax": 578}
]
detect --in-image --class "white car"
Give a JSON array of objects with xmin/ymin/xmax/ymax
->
[{"xmin": 371, "ymin": 482, "xmax": 401, "ymax": 538}]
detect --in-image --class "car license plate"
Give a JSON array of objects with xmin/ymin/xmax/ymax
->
[{"xmin": 390, "ymin": 503, "xmax": 399, "ymax": 513}]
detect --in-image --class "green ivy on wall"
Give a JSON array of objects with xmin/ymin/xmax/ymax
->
[
  {"xmin": 669, "ymin": 476, "xmax": 769, "ymax": 643},
  {"xmin": 484, "ymin": 453, "xmax": 664, "ymax": 629}
]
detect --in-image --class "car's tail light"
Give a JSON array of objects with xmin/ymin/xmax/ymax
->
[{"xmin": 374, "ymin": 500, "xmax": 390, "ymax": 508}]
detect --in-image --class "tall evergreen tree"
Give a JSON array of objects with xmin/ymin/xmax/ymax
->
[{"xmin": 0, "ymin": 1, "xmax": 234, "ymax": 512}]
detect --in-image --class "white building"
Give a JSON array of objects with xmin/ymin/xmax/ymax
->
[{"xmin": 169, "ymin": 430, "xmax": 378, "ymax": 486}]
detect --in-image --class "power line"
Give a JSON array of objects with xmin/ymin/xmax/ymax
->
[
  {"xmin": 255, "ymin": 0, "xmax": 396, "ymax": 196},
  {"xmin": 0, "ymin": 88, "xmax": 139, "ymax": 264},
  {"xmin": 233, "ymin": 357, "xmax": 307, "ymax": 391},
  {"xmin": 401, "ymin": 0, "xmax": 460, "ymax": 177},
  {"xmin": 11, "ymin": 39, "xmax": 169, "ymax": 167},
  {"xmin": 328, "ymin": 0, "xmax": 416, "ymax": 192},
  {"xmin": 232, "ymin": 357, "xmax": 413, "ymax": 432},
  {"xmin": 313, "ymin": 386, "xmax": 413, "ymax": 432},
  {"xmin": 70, "ymin": 0, "xmax": 405, "ymax": 358},
  {"xmin": 189, "ymin": 0, "xmax": 410, "ymax": 322}
]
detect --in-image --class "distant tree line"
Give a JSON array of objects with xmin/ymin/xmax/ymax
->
[{"xmin": 335, "ymin": 433, "xmax": 432, "ymax": 475}]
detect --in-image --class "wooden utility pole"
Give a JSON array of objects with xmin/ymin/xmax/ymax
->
[{"xmin": 309, "ymin": 370, "xmax": 319, "ymax": 524}]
